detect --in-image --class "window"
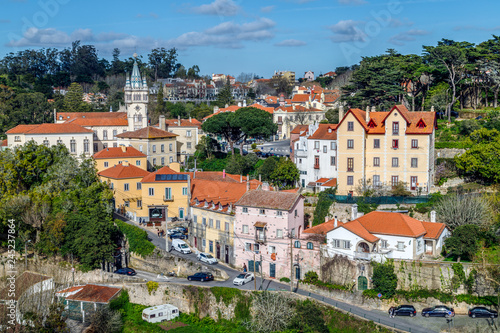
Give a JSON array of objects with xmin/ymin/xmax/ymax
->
[
  {"xmin": 397, "ymin": 241, "xmax": 405, "ymax": 251},
  {"xmin": 124, "ymin": 201, "xmax": 130, "ymax": 207},
  {"xmin": 269, "ymin": 246, "xmax": 276, "ymax": 254},
  {"xmin": 83, "ymin": 139, "xmax": 89, "ymax": 152},
  {"xmin": 124, "ymin": 183, "xmax": 129, "ymax": 191},
  {"xmin": 70, "ymin": 139, "xmax": 76, "ymax": 153},
  {"xmin": 347, "ymin": 176, "xmax": 354, "ymax": 185},
  {"xmin": 161, "ymin": 144, "xmax": 164, "ymax": 153},
  {"xmin": 381, "ymin": 240, "xmax": 388, "ymax": 248},
  {"xmin": 298, "ymin": 158, "xmax": 302, "ymax": 164},
  {"xmin": 42, "ymin": 139, "xmax": 49, "ymax": 147},
  {"xmin": 391, "ymin": 176, "xmax": 399, "ymax": 187},
  {"xmin": 314, "ymin": 156, "xmax": 320, "ymax": 169},
  {"xmin": 314, "ymin": 141, "xmax": 319, "ymax": 149},
  {"xmin": 411, "ymin": 139, "xmax": 418, "ymax": 149},
  {"xmin": 259, "ymin": 209, "xmax": 265, "ymax": 215},
  {"xmin": 187, "ymin": 142, "xmax": 192, "ymax": 149},
  {"xmin": 208, "ymin": 219, "xmax": 213, "ymax": 228},
  {"xmin": 113, "ymin": 130, "xmax": 117, "ymax": 139},
  {"xmin": 331, "ymin": 156, "xmax": 336, "ymax": 166},
  {"xmin": 392, "ymin": 157, "xmax": 399, "ymax": 167},
  {"xmin": 149, "ymin": 188, "xmax": 154, "ymax": 196},
  {"xmin": 332, "ymin": 239, "xmax": 340, "ymax": 248},
  {"xmin": 209, "ymin": 241, "xmax": 214, "ymax": 252},
  {"xmin": 242, "ymin": 225, "xmax": 249, "ymax": 234},
  {"xmin": 169, "ymin": 143, "xmax": 173, "ymax": 152},
  {"xmin": 276, "ymin": 229, "xmax": 283, "ymax": 238},
  {"xmin": 194, "ymin": 215, "xmax": 197, "ymax": 223},
  {"xmin": 202, "ymin": 239, "xmax": 206, "ymax": 248},
  {"xmin": 110, "ymin": 182, "xmax": 114, "ymax": 189},
  {"xmin": 103, "ymin": 130, "xmax": 108, "ymax": 140},
  {"xmin": 347, "ymin": 158, "xmax": 354, "ymax": 171},
  {"xmin": 169, "ymin": 157, "xmax": 173, "ymax": 163},
  {"xmin": 323, "ymin": 145, "xmax": 327, "ymax": 153},
  {"xmin": 392, "ymin": 139, "xmax": 399, "ymax": 149},
  {"xmin": 242, "ymin": 207, "xmax": 248, "ymax": 213},
  {"xmin": 331, "ymin": 142, "xmax": 337, "ymax": 151},
  {"xmin": 254, "ymin": 244, "xmax": 260, "ymax": 252},
  {"xmin": 103, "ymin": 143, "xmax": 108, "ymax": 149},
  {"xmin": 136, "ymin": 160, "xmax": 141, "ymax": 166},
  {"xmin": 113, "ymin": 143, "xmax": 117, "ymax": 148},
  {"xmin": 374, "ymin": 139, "xmax": 380, "ymax": 148},
  {"xmin": 136, "ymin": 182, "xmax": 142, "ymax": 190},
  {"xmin": 216, "ymin": 220, "xmax": 220, "ymax": 230},
  {"xmin": 276, "ymin": 211, "xmax": 283, "ymax": 216},
  {"xmin": 294, "ymin": 241, "xmax": 301, "ymax": 248},
  {"xmin": 343, "ymin": 240, "xmax": 351, "ymax": 249},
  {"xmin": 14, "ymin": 136, "xmax": 21, "ymax": 142},
  {"xmin": 161, "ymin": 157, "xmax": 165, "ymax": 165},
  {"xmin": 294, "ymin": 209, "xmax": 298, "ymax": 217},
  {"xmin": 182, "ymin": 187, "xmax": 188, "ymax": 195},
  {"xmin": 411, "ymin": 158, "xmax": 418, "ymax": 168},
  {"xmin": 139, "ymin": 145, "xmax": 143, "ymax": 152},
  {"xmin": 225, "ymin": 222, "xmax": 229, "ymax": 231},
  {"xmin": 373, "ymin": 175, "xmax": 381, "ymax": 187},
  {"xmin": 392, "ymin": 121, "xmax": 399, "ymax": 135},
  {"xmin": 153, "ymin": 158, "xmax": 156, "ymax": 165},
  {"xmin": 104, "ymin": 162, "xmax": 109, "ymax": 168},
  {"xmin": 94, "ymin": 143, "xmax": 98, "ymax": 152},
  {"xmin": 373, "ymin": 157, "xmax": 380, "ymax": 167},
  {"xmin": 164, "ymin": 188, "xmax": 172, "ymax": 200},
  {"xmin": 152, "ymin": 145, "xmax": 156, "ymax": 153},
  {"xmin": 347, "ymin": 121, "xmax": 354, "ymax": 131},
  {"xmin": 186, "ymin": 130, "xmax": 192, "ymax": 137},
  {"xmin": 202, "ymin": 217, "xmax": 206, "ymax": 226},
  {"xmin": 137, "ymin": 200, "xmax": 142, "ymax": 208},
  {"xmin": 347, "ymin": 139, "xmax": 354, "ymax": 149},
  {"xmin": 307, "ymin": 242, "xmax": 313, "ymax": 250}
]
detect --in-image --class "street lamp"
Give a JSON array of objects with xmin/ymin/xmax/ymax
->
[{"xmin": 25, "ymin": 239, "xmax": 31, "ymax": 270}]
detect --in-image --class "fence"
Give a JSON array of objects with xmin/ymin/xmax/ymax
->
[{"xmin": 324, "ymin": 194, "xmax": 431, "ymax": 205}]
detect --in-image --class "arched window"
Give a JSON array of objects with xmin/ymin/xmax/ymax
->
[
  {"xmin": 307, "ymin": 242, "xmax": 313, "ymax": 250},
  {"xmin": 294, "ymin": 241, "xmax": 301, "ymax": 248}
]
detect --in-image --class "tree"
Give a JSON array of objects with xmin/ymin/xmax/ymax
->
[
  {"xmin": 257, "ymin": 156, "xmax": 279, "ymax": 181},
  {"xmin": 109, "ymin": 48, "xmax": 126, "ymax": 75},
  {"xmin": 270, "ymin": 158, "xmax": 299, "ymax": 189},
  {"xmin": 245, "ymin": 292, "xmax": 294, "ymax": 333},
  {"xmin": 288, "ymin": 300, "xmax": 328, "ymax": 333},
  {"xmin": 215, "ymin": 78, "xmax": 234, "ymax": 108},
  {"xmin": 63, "ymin": 82, "xmax": 85, "ymax": 112},
  {"xmin": 372, "ymin": 260, "xmax": 398, "ymax": 297},
  {"xmin": 445, "ymin": 224, "xmax": 481, "ymax": 261},
  {"xmin": 454, "ymin": 139, "xmax": 500, "ymax": 183},
  {"xmin": 201, "ymin": 112, "xmax": 240, "ymax": 155},
  {"xmin": 435, "ymin": 194, "xmax": 493, "ymax": 230},
  {"xmin": 312, "ymin": 187, "xmax": 336, "ymax": 226},
  {"xmin": 195, "ymin": 135, "xmax": 219, "ymax": 159},
  {"xmin": 187, "ymin": 65, "xmax": 200, "ymax": 79},
  {"xmin": 148, "ymin": 47, "xmax": 179, "ymax": 80},
  {"xmin": 231, "ymin": 107, "xmax": 277, "ymax": 155},
  {"xmin": 155, "ymin": 84, "xmax": 165, "ymax": 114},
  {"xmin": 324, "ymin": 108, "xmax": 339, "ymax": 123}
]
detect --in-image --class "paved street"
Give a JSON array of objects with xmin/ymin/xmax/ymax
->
[{"xmin": 258, "ymin": 139, "xmax": 290, "ymax": 156}]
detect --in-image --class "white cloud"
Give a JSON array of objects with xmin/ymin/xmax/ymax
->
[
  {"xmin": 192, "ymin": 0, "xmax": 240, "ymax": 16},
  {"xmin": 260, "ymin": 5, "xmax": 275, "ymax": 13},
  {"xmin": 274, "ymin": 39, "xmax": 307, "ymax": 47},
  {"xmin": 454, "ymin": 25, "xmax": 500, "ymax": 32},
  {"xmin": 328, "ymin": 20, "xmax": 366, "ymax": 43},
  {"xmin": 388, "ymin": 29, "xmax": 430, "ymax": 46},
  {"xmin": 338, "ymin": 0, "xmax": 366, "ymax": 5},
  {"xmin": 388, "ymin": 18, "xmax": 413, "ymax": 28}
]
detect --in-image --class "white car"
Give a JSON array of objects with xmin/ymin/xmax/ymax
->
[
  {"xmin": 197, "ymin": 253, "xmax": 217, "ymax": 264},
  {"xmin": 233, "ymin": 273, "xmax": 254, "ymax": 286}
]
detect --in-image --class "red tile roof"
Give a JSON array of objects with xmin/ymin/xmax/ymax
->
[
  {"xmin": 58, "ymin": 112, "xmax": 128, "ymax": 127},
  {"xmin": 291, "ymin": 94, "xmax": 310, "ymax": 103},
  {"xmin": 164, "ymin": 118, "xmax": 202, "ymax": 128},
  {"xmin": 93, "ymin": 146, "xmax": 146, "ymax": 159},
  {"xmin": 275, "ymin": 106, "xmax": 323, "ymax": 113},
  {"xmin": 1, "ymin": 139, "xmax": 7, "ymax": 146},
  {"xmin": 303, "ymin": 219, "xmax": 337, "ymax": 235},
  {"xmin": 236, "ymin": 189, "xmax": 301, "ymax": 211},
  {"xmin": 421, "ymin": 221, "xmax": 447, "ymax": 239},
  {"xmin": 281, "ymin": 188, "xmax": 300, "ymax": 193},
  {"xmin": 98, "ymin": 164, "xmax": 150, "ymax": 179},
  {"xmin": 342, "ymin": 220, "xmax": 380, "ymax": 242},
  {"xmin": 290, "ymin": 125, "xmax": 309, "ymax": 134},
  {"xmin": 0, "ymin": 271, "xmax": 52, "ymax": 301},
  {"xmin": 321, "ymin": 178, "xmax": 337, "ymax": 187},
  {"xmin": 203, "ymin": 103, "xmax": 274, "ymax": 120},
  {"xmin": 6, "ymin": 123, "xmax": 93, "ymax": 134},
  {"xmin": 190, "ymin": 179, "xmax": 259, "ymax": 206},
  {"xmin": 308, "ymin": 124, "xmax": 337, "ymax": 140},
  {"xmin": 356, "ymin": 211, "xmax": 427, "ymax": 238},
  {"xmin": 141, "ymin": 166, "xmax": 188, "ymax": 183},
  {"xmin": 189, "ymin": 171, "xmax": 248, "ymax": 183},
  {"xmin": 116, "ymin": 126, "xmax": 178, "ymax": 139},
  {"xmin": 57, "ymin": 284, "xmax": 121, "ymax": 303}
]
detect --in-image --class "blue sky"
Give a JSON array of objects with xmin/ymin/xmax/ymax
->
[{"xmin": 1, "ymin": 0, "xmax": 499, "ymax": 78}]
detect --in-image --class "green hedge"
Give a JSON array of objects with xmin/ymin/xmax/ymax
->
[{"xmin": 115, "ymin": 219, "xmax": 155, "ymax": 257}]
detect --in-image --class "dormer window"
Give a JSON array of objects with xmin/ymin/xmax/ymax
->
[
  {"xmin": 417, "ymin": 119, "xmax": 426, "ymax": 128},
  {"xmin": 218, "ymin": 204, "xmax": 223, "ymax": 211},
  {"xmin": 204, "ymin": 201, "xmax": 208, "ymax": 208},
  {"xmin": 195, "ymin": 198, "xmax": 199, "ymax": 205}
]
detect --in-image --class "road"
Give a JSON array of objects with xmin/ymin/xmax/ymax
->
[
  {"xmin": 258, "ymin": 139, "xmax": 290, "ymax": 156},
  {"xmin": 114, "ymin": 213, "xmax": 437, "ymax": 333}
]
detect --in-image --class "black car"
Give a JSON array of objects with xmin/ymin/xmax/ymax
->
[
  {"xmin": 187, "ymin": 272, "xmax": 214, "ymax": 282},
  {"xmin": 114, "ymin": 268, "xmax": 136, "ymax": 276},
  {"xmin": 390, "ymin": 305, "xmax": 417, "ymax": 317},
  {"xmin": 422, "ymin": 305, "xmax": 455, "ymax": 318},
  {"xmin": 468, "ymin": 307, "xmax": 498, "ymax": 318},
  {"xmin": 169, "ymin": 232, "xmax": 187, "ymax": 240}
]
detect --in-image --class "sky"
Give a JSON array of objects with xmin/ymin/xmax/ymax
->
[{"xmin": 1, "ymin": 0, "xmax": 500, "ymax": 79}]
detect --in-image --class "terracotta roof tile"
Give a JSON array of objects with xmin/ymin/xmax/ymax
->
[
  {"xmin": 236, "ymin": 190, "xmax": 301, "ymax": 211},
  {"xmin": 303, "ymin": 219, "xmax": 337, "ymax": 235},
  {"xmin": 98, "ymin": 164, "xmax": 150, "ymax": 179},
  {"xmin": 93, "ymin": 146, "xmax": 146, "ymax": 159},
  {"xmin": 281, "ymin": 188, "xmax": 300, "ymax": 193},
  {"xmin": 190, "ymin": 179, "xmax": 258, "ymax": 206},
  {"xmin": 321, "ymin": 178, "xmax": 337, "ymax": 187},
  {"xmin": 141, "ymin": 166, "xmax": 189, "ymax": 183},
  {"xmin": 6, "ymin": 123, "xmax": 93, "ymax": 134},
  {"xmin": 58, "ymin": 284, "xmax": 121, "ymax": 303},
  {"xmin": 116, "ymin": 126, "xmax": 178, "ymax": 139},
  {"xmin": 1, "ymin": 139, "xmax": 7, "ymax": 146},
  {"xmin": 307, "ymin": 124, "xmax": 337, "ymax": 140},
  {"xmin": 203, "ymin": 103, "xmax": 275, "ymax": 120},
  {"xmin": 275, "ymin": 106, "xmax": 323, "ymax": 113},
  {"xmin": 342, "ymin": 220, "xmax": 380, "ymax": 242},
  {"xmin": 292, "ymin": 94, "xmax": 310, "ymax": 103},
  {"xmin": 421, "ymin": 221, "xmax": 447, "ymax": 239},
  {"xmin": 290, "ymin": 125, "xmax": 309, "ymax": 134},
  {"xmin": 57, "ymin": 112, "xmax": 128, "ymax": 127},
  {"xmin": 5, "ymin": 124, "xmax": 39, "ymax": 134},
  {"xmin": 355, "ymin": 211, "xmax": 426, "ymax": 237}
]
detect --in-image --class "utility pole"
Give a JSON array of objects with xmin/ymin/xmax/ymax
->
[
  {"xmin": 260, "ymin": 254, "xmax": 264, "ymax": 290},
  {"xmin": 253, "ymin": 251, "xmax": 257, "ymax": 291},
  {"xmin": 71, "ymin": 253, "xmax": 75, "ymax": 286},
  {"xmin": 289, "ymin": 234, "xmax": 293, "ymax": 292}
]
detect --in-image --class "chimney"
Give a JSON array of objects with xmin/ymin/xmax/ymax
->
[
  {"xmin": 240, "ymin": 174, "xmax": 242, "ymax": 183},
  {"xmin": 159, "ymin": 115, "xmax": 166, "ymax": 130},
  {"xmin": 324, "ymin": 216, "xmax": 329, "ymax": 223},
  {"xmin": 334, "ymin": 216, "xmax": 338, "ymax": 228},
  {"xmin": 177, "ymin": 115, "xmax": 181, "ymax": 126},
  {"xmin": 246, "ymin": 180, "xmax": 250, "ymax": 192},
  {"xmin": 189, "ymin": 116, "xmax": 192, "ymax": 123},
  {"xmin": 431, "ymin": 106, "xmax": 435, "ymax": 112},
  {"xmin": 243, "ymin": 100, "xmax": 247, "ymax": 107},
  {"xmin": 225, "ymin": 104, "xmax": 229, "ymax": 108},
  {"xmin": 223, "ymin": 169, "xmax": 226, "ymax": 179},
  {"xmin": 351, "ymin": 204, "xmax": 358, "ymax": 221},
  {"xmin": 121, "ymin": 146, "xmax": 126, "ymax": 152},
  {"xmin": 430, "ymin": 210, "xmax": 436, "ymax": 223},
  {"xmin": 238, "ymin": 101, "xmax": 242, "ymax": 107},
  {"xmin": 365, "ymin": 105, "xmax": 370, "ymax": 123},
  {"xmin": 371, "ymin": 106, "xmax": 376, "ymax": 112},
  {"xmin": 213, "ymin": 106, "xmax": 219, "ymax": 114},
  {"xmin": 53, "ymin": 108, "xmax": 56, "ymax": 123},
  {"xmin": 259, "ymin": 174, "xmax": 261, "ymax": 182},
  {"xmin": 262, "ymin": 182, "xmax": 270, "ymax": 191},
  {"xmin": 338, "ymin": 105, "xmax": 344, "ymax": 121}
]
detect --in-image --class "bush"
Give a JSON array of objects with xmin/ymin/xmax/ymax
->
[
  {"xmin": 280, "ymin": 277, "xmax": 290, "ymax": 283},
  {"xmin": 114, "ymin": 219, "xmax": 155, "ymax": 257},
  {"xmin": 303, "ymin": 271, "xmax": 319, "ymax": 284},
  {"xmin": 312, "ymin": 187, "xmax": 336, "ymax": 226},
  {"xmin": 372, "ymin": 261, "xmax": 397, "ymax": 297}
]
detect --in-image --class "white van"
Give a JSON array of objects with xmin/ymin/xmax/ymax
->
[
  {"xmin": 142, "ymin": 304, "xmax": 179, "ymax": 323},
  {"xmin": 171, "ymin": 239, "xmax": 192, "ymax": 254}
]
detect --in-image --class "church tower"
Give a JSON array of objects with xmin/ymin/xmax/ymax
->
[{"xmin": 124, "ymin": 54, "xmax": 149, "ymax": 131}]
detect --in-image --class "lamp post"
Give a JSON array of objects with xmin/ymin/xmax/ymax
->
[{"xmin": 24, "ymin": 239, "xmax": 31, "ymax": 270}]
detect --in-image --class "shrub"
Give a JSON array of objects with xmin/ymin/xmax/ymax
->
[
  {"xmin": 303, "ymin": 271, "xmax": 319, "ymax": 284},
  {"xmin": 114, "ymin": 220, "xmax": 155, "ymax": 257},
  {"xmin": 280, "ymin": 277, "xmax": 290, "ymax": 283},
  {"xmin": 372, "ymin": 260, "xmax": 397, "ymax": 297}
]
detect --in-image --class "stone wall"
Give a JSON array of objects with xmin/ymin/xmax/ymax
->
[
  {"xmin": 435, "ymin": 148, "xmax": 465, "ymax": 159},
  {"xmin": 130, "ymin": 249, "xmax": 229, "ymax": 280}
]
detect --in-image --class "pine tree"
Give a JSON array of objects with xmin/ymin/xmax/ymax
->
[{"xmin": 216, "ymin": 78, "xmax": 234, "ymax": 107}]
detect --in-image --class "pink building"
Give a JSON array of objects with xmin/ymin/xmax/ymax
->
[{"xmin": 234, "ymin": 188, "xmax": 321, "ymax": 280}]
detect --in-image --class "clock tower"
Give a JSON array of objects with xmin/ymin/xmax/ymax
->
[{"xmin": 124, "ymin": 53, "xmax": 149, "ymax": 131}]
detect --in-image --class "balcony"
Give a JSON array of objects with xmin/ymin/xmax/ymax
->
[
  {"xmin": 314, "ymin": 164, "xmax": 320, "ymax": 169},
  {"xmin": 354, "ymin": 251, "xmax": 370, "ymax": 260},
  {"xmin": 163, "ymin": 195, "xmax": 174, "ymax": 202},
  {"xmin": 255, "ymin": 233, "xmax": 267, "ymax": 244}
]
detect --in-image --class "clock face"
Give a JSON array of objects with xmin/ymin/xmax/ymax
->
[{"xmin": 135, "ymin": 105, "xmax": 141, "ymax": 111}]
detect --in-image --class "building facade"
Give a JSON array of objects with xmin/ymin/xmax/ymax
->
[{"xmin": 93, "ymin": 146, "xmax": 147, "ymax": 173}]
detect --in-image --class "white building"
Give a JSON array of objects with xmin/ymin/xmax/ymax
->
[{"xmin": 293, "ymin": 123, "xmax": 338, "ymax": 191}]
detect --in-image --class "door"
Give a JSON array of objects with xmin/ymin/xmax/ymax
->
[
  {"xmin": 225, "ymin": 245, "xmax": 229, "ymax": 264},
  {"xmin": 216, "ymin": 243, "xmax": 220, "ymax": 259},
  {"xmin": 410, "ymin": 176, "xmax": 417, "ymax": 191},
  {"xmin": 269, "ymin": 263, "xmax": 276, "ymax": 278},
  {"xmin": 179, "ymin": 208, "xmax": 184, "ymax": 219},
  {"xmin": 358, "ymin": 276, "xmax": 368, "ymax": 290},
  {"xmin": 255, "ymin": 261, "xmax": 260, "ymax": 273},
  {"xmin": 248, "ymin": 260, "xmax": 254, "ymax": 272},
  {"xmin": 194, "ymin": 237, "xmax": 197, "ymax": 248},
  {"xmin": 295, "ymin": 266, "xmax": 300, "ymax": 280}
]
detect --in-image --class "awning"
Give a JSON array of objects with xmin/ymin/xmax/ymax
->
[{"xmin": 254, "ymin": 222, "xmax": 267, "ymax": 228}]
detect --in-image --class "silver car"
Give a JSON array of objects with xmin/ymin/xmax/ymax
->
[
  {"xmin": 197, "ymin": 252, "xmax": 218, "ymax": 264},
  {"xmin": 233, "ymin": 273, "xmax": 254, "ymax": 286}
]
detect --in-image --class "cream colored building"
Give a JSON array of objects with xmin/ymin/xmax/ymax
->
[
  {"xmin": 273, "ymin": 105, "xmax": 326, "ymax": 140},
  {"xmin": 160, "ymin": 116, "xmax": 203, "ymax": 163},
  {"xmin": 93, "ymin": 146, "xmax": 147, "ymax": 173},
  {"xmin": 6, "ymin": 123, "xmax": 94, "ymax": 157},
  {"xmin": 336, "ymin": 105, "xmax": 436, "ymax": 196}
]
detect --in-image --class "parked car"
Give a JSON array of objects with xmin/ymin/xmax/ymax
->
[
  {"xmin": 169, "ymin": 232, "xmax": 187, "ymax": 240},
  {"xmin": 187, "ymin": 272, "xmax": 214, "ymax": 282},
  {"xmin": 166, "ymin": 229, "xmax": 177, "ymax": 235},
  {"xmin": 114, "ymin": 268, "xmax": 136, "ymax": 276},
  {"xmin": 390, "ymin": 305, "xmax": 416, "ymax": 317},
  {"xmin": 422, "ymin": 305, "xmax": 455, "ymax": 318},
  {"xmin": 197, "ymin": 252, "xmax": 218, "ymax": 264},
  {"xmin": 468, "ymin": 307, "xmax": 498, "ymax": 318},
  {"xmin": 233, "ymin": 273, "xmax": 255, "ymax": 286},
  {"xmin": 174, "ymin": 227, "xmax": 188, "ymax": 234},
  {"xmin": 171, "ymin": 239, "xmax": 192, "ymax": 254}
]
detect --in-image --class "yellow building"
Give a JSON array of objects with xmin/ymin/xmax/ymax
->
[
  {"xmin": 272, "ymin": 70, "xmax": 296, "ymax": 83},
  {"xmin": 93, "ymin": 146, "xmax": 147, "ymax": 173},
  {"xmin": 162, "ymin": 116, "xmax": 204, "ymax": 163},
  {"xmin": 98, "ymin": 162, "xmax": 150, "ymax": 219},
  {"xmin": 140, "ymin": 165, "xmax": 190, "ymax": 222},
  {"xmin": 337, "ymin": 105, "xmax": 436, "ymax": 196}
]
